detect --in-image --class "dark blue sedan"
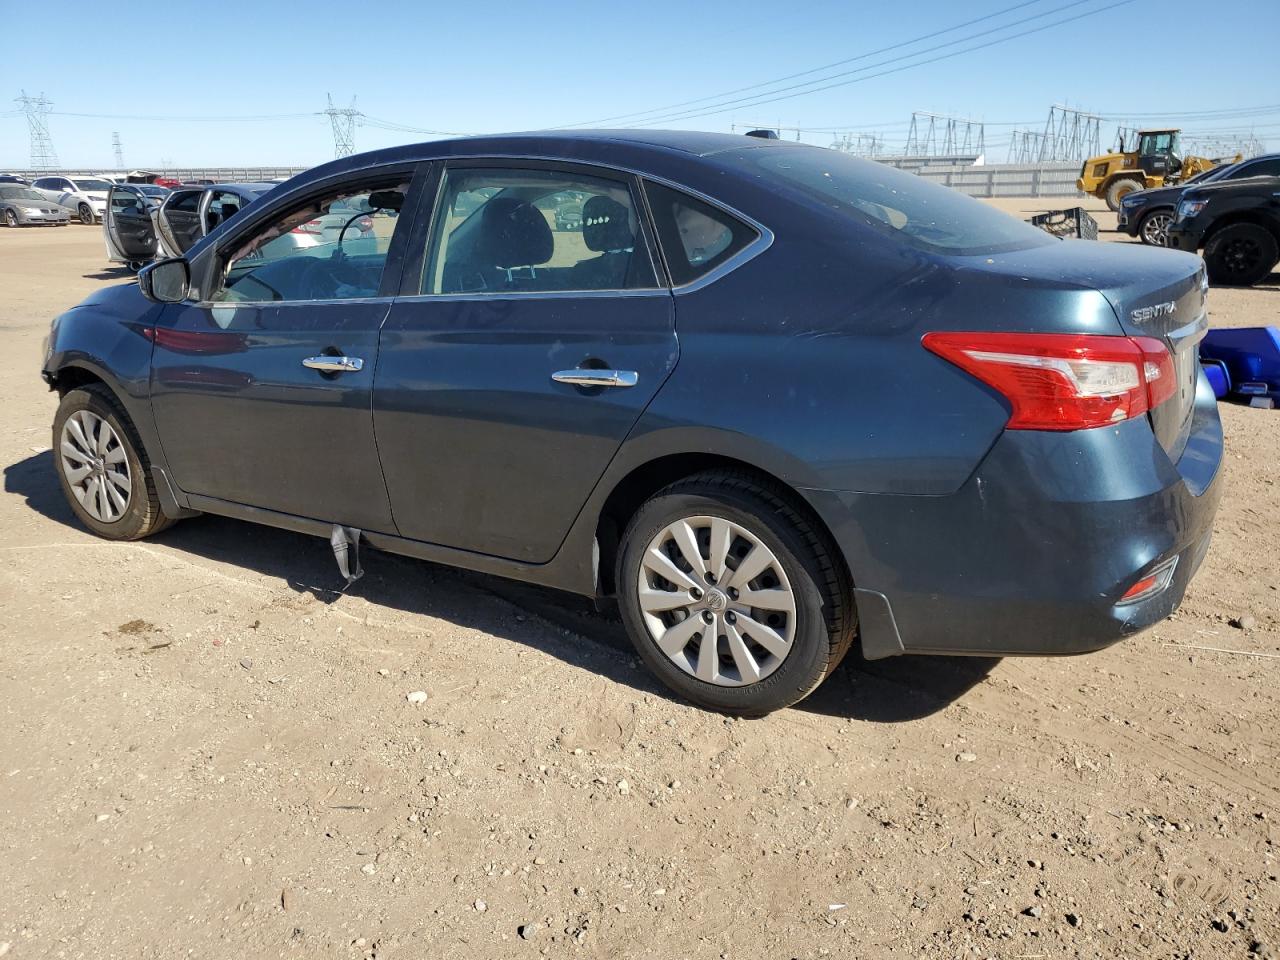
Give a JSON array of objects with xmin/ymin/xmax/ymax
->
[{"xmin": 41, "ymin": 131, "xmax": 1223, "ymax": 714}]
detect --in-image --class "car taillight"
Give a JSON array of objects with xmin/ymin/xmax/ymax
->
[
  {"xmin": 922, "ymin": 332, "xmax": 1176, "ymax": 431},
  {"xmin": 292, "ymin": 220, "xmax": 323, "ymax": 235},
  {"xmin": 358, "ymin": 215, "xmax": 374, "ymax": 233}
]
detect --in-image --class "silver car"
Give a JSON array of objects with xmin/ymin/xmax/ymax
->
[{"xmin": 0, "ymin": 185, "xmax": 71, "ymax": 227}]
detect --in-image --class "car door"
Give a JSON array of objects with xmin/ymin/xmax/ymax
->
[
  {"xmin": 104, "ymin": 185, "xmax": 158, "ymax": 263},
  {"xmin": 374, "ymin": 161, "xmax": 677, "ymax": 563},
  {"xmin": 156, "ymin": 188, "xmax": 206, "ymax": 254},
  {"xmin": 148, "ymin": 168, "xmax": 422, "ymax": 532}
]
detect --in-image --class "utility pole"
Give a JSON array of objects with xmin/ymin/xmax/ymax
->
[
  {"xmin": 112, "ymin": 131, "xmax": 124, "ymax": 170},
  {"xmin": 16, "ymin": 90, "xmax": 59, "ymax": 170},
  {"xmin": 324, "ymin": 94, "xmax": 359, "ymax": 158}
]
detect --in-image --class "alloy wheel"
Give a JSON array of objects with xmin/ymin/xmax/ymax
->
[
  {"xmin": 636, "ymin": 515, "xmax": 796, "ymax": 686},
  {"xmin": 1222, "ymin": 236, "xmax": 1263, "ymax": 277},
  {"xmin": 79, "ymin": 204, "xmax": 94, "ymax": 225},
  {"xmin": 4, "ymin": 210, "xmax": 16, "ymax": 227},
  {"xmin": 59, "ymin": 409, "xmax": 131, "ymax": 523},
  {"xmin": 1141, "ymin": 212, "xmax": 1173, "ymax": 247}
]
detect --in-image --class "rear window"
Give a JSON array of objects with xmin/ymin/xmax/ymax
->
[{"xmin": 734, "ymin": 145, "xmax": 1054, "ymax": 256}]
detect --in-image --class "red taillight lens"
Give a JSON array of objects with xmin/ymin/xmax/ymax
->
[
  {"xmin": 292, "ymin": 219, "xmax": 323, "ymax": 235},
  {"xmin": 922, "ymin": 332, "xmax": 1176, "ymax": 431}
]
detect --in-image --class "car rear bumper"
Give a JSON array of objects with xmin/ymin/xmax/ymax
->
[{"xmin": 804, "ymin": 371, "xmax": 1224, "ymax": 659}]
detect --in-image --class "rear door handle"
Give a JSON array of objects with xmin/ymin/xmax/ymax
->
[
  {"xmin": 551, "ymin": 369, "xmax": 639, "ymax": 388},
  {"xmin": 303, "ymin": 356, "xmax": 364, "ymax": 373}
]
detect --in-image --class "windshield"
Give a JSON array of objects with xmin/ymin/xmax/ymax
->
[
  {"xmin": 0, "ymin": 186, "xmax": 46, "ymax": 202},
  {"xmin": 733, "ymin": 145, "xmax": 1054, "ymax": 255},
  {"xmin": 72, "ymin": 179, "xmax": 113, "ymax": 192}
]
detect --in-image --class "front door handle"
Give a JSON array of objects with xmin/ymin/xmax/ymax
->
[
  {"xmin": 303, "ymin": 356, "xmax": 364, "ymax": 373},
  {"xmin": 552, "ymin": 368, "xmax": 639, "ymax": 389}
]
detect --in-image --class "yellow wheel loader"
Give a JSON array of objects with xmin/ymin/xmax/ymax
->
[{"xmin": 1076, "ymin": 129, "xmax": 1237, "ymax": 211}]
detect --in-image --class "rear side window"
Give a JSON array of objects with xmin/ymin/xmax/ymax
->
[
  {"xmin": 1232, "ymin": 158, "xmax": 1280, "ymax": 178},
  {"xmin": 644, "ymin": 182, "xmax": 758, "ymax": 286},
  {"xmin": 167, "ymin": 190, "xmax": 202, "ymax": 213},
  {"xmin": 732, "ymin": 145, "xmax": 1054, "ymax": 256}
]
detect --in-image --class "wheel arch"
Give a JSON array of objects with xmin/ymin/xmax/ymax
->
[
  {"xmin": 1203, "ymin": 211, "xmax": 1280, "ymax": 247},
  {"xmin": 590, "ymin": 450, "xmax": 850, "ymax": 600}
]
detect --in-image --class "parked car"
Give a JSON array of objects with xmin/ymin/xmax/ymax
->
[
  {"xmin": 30, "ymin": 175, "xmax": 114, "ymax": 224},
  {"xmin": 1166, "ymin": 175, "xmax": 1280, "ymax": 286},
  {"xmin": 104, "ymin": 182, "xmax": 269, "ymax": 267},
  {"xmin": 43, "ymin": 131, "xmax": 1223, "ymax": 715},
  {"xmin": 0, "ymin": 185, "xmax": 71, "ymax": 226},
  {"xmin": 0, "ymin": 174, "xmax": 29, "ymax": 185},
  {"xmin": 104, "ymin": 181, "xmax": 371, "ymax": 268},
  {"xmin": 1118, "ymin": 154, "xmax": 1280, "ymax": 246}
]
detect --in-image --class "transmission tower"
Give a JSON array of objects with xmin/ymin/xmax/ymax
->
[
  {"xmin": 112, "ymin": 131, "xmax": 124, "ymax": 169},
  {"xmin": 16, "ymin": 91, "xmax": 59, "ymax": 170},
  {"xmin": 1007, "ymin": 129, "xmax": 1047, "ymax": 164},
  {"xmin": 829, "ymin": 132, "xmax": 885, "ymax": 157},
  {"xmin": 1037, "ymin": 105, "xmax": 1101, "ymax": 163},
  {"xmin": 324, "ymin": 94, "xmax": 359, "ymax": 158},
  {"xmin": 903, "ymin": 113, "xmax": 984, "ymax": 158}
]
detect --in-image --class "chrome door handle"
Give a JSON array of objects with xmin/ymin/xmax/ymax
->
[
  {"xmin": 552, "ymin": 369, "xmax": 639, "ymax": 388},
  {"xmin": 303, "ymin": 356, "xmax": 364, "ymax": 373}
]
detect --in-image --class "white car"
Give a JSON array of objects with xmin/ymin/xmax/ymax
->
[{"xmin": 30, "ymin": 175, "xmax": 113, "ymax": 224}]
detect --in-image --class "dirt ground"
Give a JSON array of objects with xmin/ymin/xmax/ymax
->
[{"xmin": 1, "ymin": 199, "xmax": 1278, "ymax": 960}]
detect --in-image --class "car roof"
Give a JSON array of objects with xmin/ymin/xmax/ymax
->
[{"xmin": 280, "ymin": 129, "xmax": 790, "ymax": 193}]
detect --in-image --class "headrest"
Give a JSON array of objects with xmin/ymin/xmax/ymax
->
[
  {"xmin": 475, "ymin": 197, "xmax": 552, "ymax": 269},
  {"xmin": 220, "ymin": 203, "xmax": 240, "ymax": 219},
  {"xmin": 582, "ymin": 196, "xmax": 633, "ymax": 252}
]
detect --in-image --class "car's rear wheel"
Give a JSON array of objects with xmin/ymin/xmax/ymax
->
[
  {"xmin": 78, "ymin": 203, "xmax": 94, "ymax": 225},
  {"xmin": 1138, "ymin": 210, "xmax": 1173, "ymax": 246},
  {"xmin": 617, "ymin": 471, "xmax": 855, "ymax": 715},
  {"xmin": 3, "ymin": 209, "xmax": 17, "ymax": 228},
  {"xmin": 1105, "ymin": 178, "xmax": 1141, "ymax": 211},
  {"xmin": 53, "ymin": 385, "xmax": 174, "ymax": 541},
  {"xmin": 1204, "ymin": 223, "xmax": 1280, "ymax": 287}
]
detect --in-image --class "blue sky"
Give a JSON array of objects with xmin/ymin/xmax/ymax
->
[{"xmin": 2, "ymin": 0, "xmax": 1277, "ymax": 169}]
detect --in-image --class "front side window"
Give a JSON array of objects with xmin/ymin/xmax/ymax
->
[
  {"xmin": 1233, "ymin": 158, "xmax": 1280, "ymax": 178},
  {"xmin": 208, "ymin": 180, "xmax": 408, "ymax": 304},
  {"xmin": 645, "ymin": 182, "xmax": 758, "ymax": 286},
  {"xmin": 166, "ymin": 190, "xmax": 202, "ymax": 214},
  {"xmin": 72, "ymin": 179, "xmax": 112, "ymax": 192},
  {"xmin": 422, "ymin": 167, "xmax": 657, "ymax": 294}
]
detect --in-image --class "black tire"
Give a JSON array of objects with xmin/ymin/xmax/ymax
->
[
  {"xmin": 53, "ymin": 385, "xmax": 175, "ymax": 541},
  {"xmin": 3, "ymin": 209, "xmax": 17, "ymax": 228},
  {"xmin": 1137, "ymin": 209, "xmax": 1173, "ymax": 247},
  {"xmin": 616, "ymin": 471, "xmax": 855, "ymax": 715},
  {"xmin": 78, "ymin": 203, "xmax": 95, "ymax": 225},
  {"xmin": 1105, "ymin": 178, "xmax": 1141, "ymax": 212},
  {"xmin": 1204, "ymin": 223, "xmax": 1280, "ymax": 287}
]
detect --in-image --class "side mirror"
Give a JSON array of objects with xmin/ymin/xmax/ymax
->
[{"xmin": 138, "ymin": 257, "xmax": 190, "ymax": 303}]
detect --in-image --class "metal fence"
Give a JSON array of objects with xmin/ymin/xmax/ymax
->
[
  {"xmin": 4, "ymin": 167, "xmax": 308, "ymax": 183},
  {"xmin": 7, "ymin": 161, "xmax": 1086, "ymax": 199},
  {"xmin": 877, "ymin": 159, "xmax": 1084, "ymax": 197}
]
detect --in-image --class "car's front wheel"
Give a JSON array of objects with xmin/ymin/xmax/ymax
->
[
  {"xmin": 617, "ymin": 471, "xmax": 855, "ymax": 715},
  {"xmin": 53, "ymin": 385, "xmax": 174, "ymax": 540},
  {"xmin": 1138, "ymin": 210, "xmax": 1173, "ymax": 247},
  {"xmin": 3, "ymin": 209, "xmax": 17, "ymax": 228},
  {"xmin": 78, "ymin": 203, "xmax": 95, "ymax": 225},
  {"xmin": 1204, "ymin": 223, "xmax": 1280, "ymax": 287}
]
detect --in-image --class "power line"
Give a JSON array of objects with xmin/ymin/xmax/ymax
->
[
  {"xmin": 47, "ymin": 110, "xmax": 317, "ymax": 122},
  {"xmin": 628, "ymin": 0, "xmax": 1132, "ymax": 128},
  {"xmin": 560, "ymin": 0, "xmax": 1064, "ymax": 128}
]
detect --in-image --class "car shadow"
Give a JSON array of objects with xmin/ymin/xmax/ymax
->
[
  {"xmin": 81, "ymin": 267, "xmax": 136, "ymax": 281},
  {"xmin": 6, "ymin": 449, "xmax": 994, "ymax": 722}
]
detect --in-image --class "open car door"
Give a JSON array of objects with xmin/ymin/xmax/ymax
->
[{"xmin": 104, "ymin": 185, "xmax": 158, "ymax": 267}]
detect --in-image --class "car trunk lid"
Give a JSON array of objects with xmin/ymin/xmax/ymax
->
[{"xmin": 961, "ymin": 240, "xmax": 1207, "ymax": 461}]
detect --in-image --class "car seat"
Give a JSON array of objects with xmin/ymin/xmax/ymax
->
[{"xmin": 572, "ymin": 196, "xmax": 635, "ymax": 289}]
